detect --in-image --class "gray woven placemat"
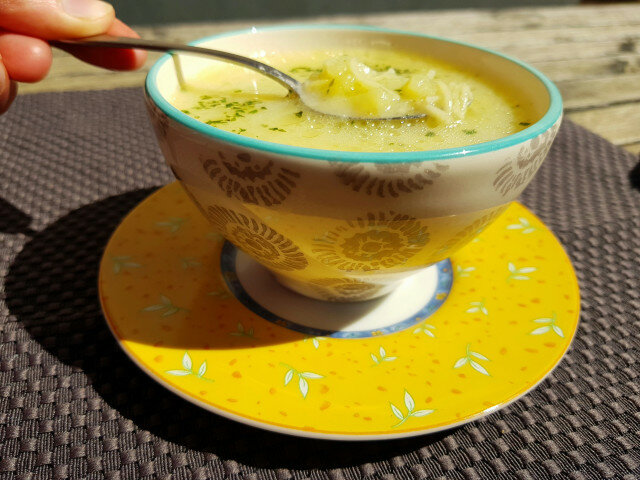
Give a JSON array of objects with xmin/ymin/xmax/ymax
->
[{"xmin": 1, "ymin": 88, "xmax": 639, "ymax": 480}]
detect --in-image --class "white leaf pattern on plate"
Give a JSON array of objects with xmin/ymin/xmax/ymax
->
[
  {"xmin": 390, "ymin": 390, "xmax": 434, "ymax": 427},
  {"xmin": 530, "ymin": 313, "xmax": 564, "ymax": 337},
  {"xmin": 453, "ymin": 344, "xmax": 490, "ymax": 376}
]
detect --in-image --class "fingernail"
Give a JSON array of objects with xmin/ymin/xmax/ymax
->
[{"xmin": 61, "ymin": 0, "xmax": 113, "ymax": 19}]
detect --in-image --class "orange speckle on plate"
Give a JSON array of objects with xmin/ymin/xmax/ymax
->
[
  {"xmin": 199, "ymin": 391, "xmax": 207, "ymax": 396},
  {"xmin": 377, "ymin": 386, "xmax": 387, "ymax": 391},
  {"xmin": 544, "ymin": 342, "xmax": 556, "ymax": 348},
  {"xmin": 525, "ymin": 348, "xmax": 538, "ymax": 353},
  {"xmin": 153, "ymin": 355, "xmax": 163, "ymax": 363},
  {"xmin": 320, "ymin": 401, "xmax": 331, "ymax": 411},
  {"xmin": 320, "ymin": 385, "xmax": 330, "ymax": 394},
  {"xmin": 458, "ymin": 373, "xmax": 466, "ymax": 379},
  {"xmin": 363, "ymin": 417, "xmax": 372, "ymax": 421},
  {"xmin": 451, "ymin": 389, "xmax": 462, "ymax": 394},
  {"xmin": 269, "ymin": 388, "xmax": 276, "ymax": 395},
  {"xmin": 531, "ymin": 298, "xmax": 540, "ymax": 303},
  {"xmin": 229, "ymin": 359, "xmax": 237, "ymax": 366},
  {"xmin": 227, "ymin": 398, "xmax": 238, "ymax": 403},
  {"xmin": 279, "ymin": 411, "xmax": 287, "ymax": 417},
  {"xmin": 521, "ymin": 366, "xmax": 528, "ymax": 371},
  {"xmin": 500, "ymin": 348, "xmax": 507, "ymax": 355},
  {"xmin": 232, "ymin": 371, "xmax": 242, "ymax": 378},
  {"xmin": 353, "ymin": 413, "xmax": 360, "ymax": 417}
]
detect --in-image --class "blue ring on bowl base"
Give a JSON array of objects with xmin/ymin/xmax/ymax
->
[{"xmin": 220, "ymin": 241, "xmax": 454, "ymax": 338}]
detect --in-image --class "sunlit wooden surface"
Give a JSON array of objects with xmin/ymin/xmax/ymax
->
[{"xmin": 23, "ymin": 3, "xmax": 640, "ymax": 154}]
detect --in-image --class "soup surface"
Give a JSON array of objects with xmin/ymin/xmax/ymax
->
[{"xmin": 170, "ymin": 49, "xmax": 535, "ymax": 152}]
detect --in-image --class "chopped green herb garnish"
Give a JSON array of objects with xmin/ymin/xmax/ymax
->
[
  {"xmin": 519, "ymin": 122, "xmax": 531, "ymax": 126},
  {"xmin": 187, "ymin": 95, "xmax": 265, "ymax": 125},
  {"xmin": 463, "ymin": 129, "xmax": 477, "ymax": 135},
  {"xmin": 295, "ymin": 111, "xmax": 303, "ymax": 118},
  {"xmin": 290, "ymin": 66, "xmax": 322, "ymax": 74},
  {"xmin": 326, "ymin": 79, "xmax": 335, "ymax": 94},
  {"xmin": 371, "ymin": 65, "xmax": 414, "ymax": 75},
  {"xmin": 234, "ymin": 89, "xmax": 243, "ymax": 93},
  {"xmin": 268, "ymin": 127, "xmax": 286, "ymax": 132},
  {"xmin": 181, "ymin": 109, "xmax": 190, "ymax": 114},
  {"xmin": 425, "ymin": 131, "xmax": 435, "ymax": 137}
]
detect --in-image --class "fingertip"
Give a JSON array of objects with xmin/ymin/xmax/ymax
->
[
  {"xmin": 107, "ymin": 19, "xmax": 148, "ymax": 69},
  {"xmin": 0, "ymin": 61, "xmax": 18, "ymax": 115},
  {"xmin": 60, "ymin": 18, "xmax": 148, "ymax": 71},
  {"xmin": 129, "ymin": 47, "xmax": 148, "ymax": 70},
  {"xmin": 0, "ymin": 33, "xmax": 52, "ymax": 83}
]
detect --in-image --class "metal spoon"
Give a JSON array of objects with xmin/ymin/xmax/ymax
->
[{"xmin": 52, "ymin": 35, "xmax": 424, "ymax": 121}]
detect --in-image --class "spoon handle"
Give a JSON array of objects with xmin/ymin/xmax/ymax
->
[{"xmin": 51, "ymin": 35, "xmax": 300, "ymax": 92}]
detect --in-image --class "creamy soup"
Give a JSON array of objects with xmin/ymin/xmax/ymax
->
[{"xmin": 170, "ymin": 49, "xmax": 535, "ymax": 152}]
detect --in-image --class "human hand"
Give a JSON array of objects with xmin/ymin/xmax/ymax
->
[{"xmin": 0, "ymin": 0, "xmax": 148, "ymax": 113}]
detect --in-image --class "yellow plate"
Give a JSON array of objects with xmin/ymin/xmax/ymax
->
[{"xmin": 99, "ymin": 182, "xmax": 580, "ymax": 440}]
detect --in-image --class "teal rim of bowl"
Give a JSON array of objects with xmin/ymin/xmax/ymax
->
[{"xmin": 145, "ymin": 24, "xmax": 563, "ymax": 163}]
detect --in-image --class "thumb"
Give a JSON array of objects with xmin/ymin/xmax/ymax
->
[{"xmin": 0, "ymin": 0, "xmax": 115, "ymax": 40}]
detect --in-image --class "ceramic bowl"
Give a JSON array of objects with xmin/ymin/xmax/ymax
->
[{"xmin": 144, "ymin": 25, "xmax": 562, "ymax": 302}]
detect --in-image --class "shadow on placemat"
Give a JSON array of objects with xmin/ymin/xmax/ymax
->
[
  {"xmin": 0, "ymin": 197, "xmax": 38, "ymax": 236},
  {"xmin": 630, "ymin": 159, "xmax": 640, "ymax": 191},
  {"xmin": 4, "ymin": 188, "xmax": 452, "ymax": 470}
]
